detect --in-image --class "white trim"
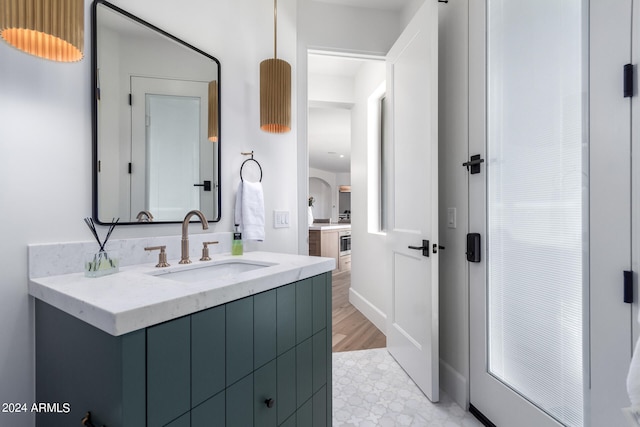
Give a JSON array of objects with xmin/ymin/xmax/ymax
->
[
  {"xmin": 440, "ymin": 358, "xmax": 468, "ymax": 411},
  {"xmin": 349, "ymin": 286, "xmax": 387, "ymax": 335}
]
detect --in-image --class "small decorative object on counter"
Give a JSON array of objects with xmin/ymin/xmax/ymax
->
[
  {"xmin": 232, "ymin": 224, "xmax": 243, "ymax": 255},
  {"xmin": 308, "ymin": 196, "xmax": 315, "ymax": 226},
  {"xmin": 84, "ymin": 217, "xmax": 120, "ymax": 277}
]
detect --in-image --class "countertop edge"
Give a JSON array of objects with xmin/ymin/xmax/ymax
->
[{"xmin": 29, "ymin": 252, "xmax": 334, "ymax": 336}]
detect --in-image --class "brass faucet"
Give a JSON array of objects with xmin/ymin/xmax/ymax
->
[
  {"xmin": 136, "ymin": 210, "xmax": 154, "ymax": 222},
  {"xmin": 180, "ymin": 210, "xmax": 209, "ymax": 264}
]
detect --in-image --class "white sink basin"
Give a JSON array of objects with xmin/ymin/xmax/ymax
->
[{"xmin": 150, "ymin": 260, "xmax": 274, "ymax": 283}]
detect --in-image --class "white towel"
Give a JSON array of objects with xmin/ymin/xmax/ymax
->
[{"xmin": 234, "ymin": 181, "xmax": 265, "ymax": 241}]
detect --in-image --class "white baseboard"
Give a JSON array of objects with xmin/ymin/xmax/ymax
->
[
  {"xmin": 348, "ymin": 287, "xmax": 387, "ymax": 335},
  {"xmin": 440, "ymin": 358, "xmax": 468, "ymax": 410}
]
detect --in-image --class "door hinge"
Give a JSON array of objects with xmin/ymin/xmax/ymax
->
[
  {"xmin": 624, "ymin": 270, "xmax": 633, "ymax": 304},
  {"xmin": 128, "ymin": 93, "xmax": 132, "ymax": 105},
  {"xmin": 624, "ymin": 64, "xmax": 634, "ymax": 98},
  {"xmin": 463, "ymin": 154, "xmax": 484, "ymax": 174},
  {"xmin": 128, "ymin": 162, "xmax": 132, "ymax": 174}
]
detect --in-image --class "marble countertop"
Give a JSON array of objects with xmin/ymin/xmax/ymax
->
[
  {"xmin": 28, "ymin": 251, "xmax": 334, "ymax": 336},
  {"xmin": 308, "ymin": 224, "xmax": 351, "ymax": 231}
]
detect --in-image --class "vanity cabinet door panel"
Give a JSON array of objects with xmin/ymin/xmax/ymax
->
[
  {"xmin": 277, "ymin": 348, "xmax": 297, "ymax": 425},
  {"xmin": 191, "ymin": 305, "xmax": 225, "ymax": 406},
  {"xmin": 277, "ymin": 283, "xmax": 296, "ymax": 355},
  {"xmin": 254, "ymin": 360, "xmax": 277, "ymax": 426},
  {"xmin": 191, "ymin": 391, "xmax": 224, "ymax": 427},
  {"xmin": 296, "ymin": 278, "xmax": 313, "ymax": 343},
  {"xmin": 312, "ymin": 329, "xmax": 327, "ymax": 393},
  {"xmin": 297, "ymin": 399, "xmax": 313, "ymax": 427},
  {"xmin": 280, "ymin": 414, "xmax": 298, "ymax": 427},
  {"xmin": 122, "ymin": 329, "xmax": 146, "ymax": 427},
  {"xmin": 163, "ymin": 412, "xmax": 190, "ymax": 427},
  {"xmin": 255, "ymin": 289, "xmax": 277, "ymax": 369},
  {"xmin": 226, "ymin": 373, "xmax": 254, "ymax": 426},
  {"xmin": 312, "ymin": 385, "xmax": 328, "ymax": 427},
  {"xmin": 147, "ymin": 316, "xmax": 191, "ymax": 427},
  {"xmin": 296, "ymin": 337, "xmax": 313, "ymax": 407},
  {"xmin": 226, "ymin": 297, "xmax": 254, "ymax": 386},
  {"xmin": 312, "ymin": 274, "xmax": 327, "ymax": 335}
]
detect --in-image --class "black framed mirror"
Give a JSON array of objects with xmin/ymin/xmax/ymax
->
[{"xmin": 92, "ymin": 0, "xmax": 221, "ymax": 225}]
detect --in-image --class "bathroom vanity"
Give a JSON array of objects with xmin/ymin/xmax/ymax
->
[{"xmin": 28, "ymin": 245, "xmax": 334, "ymax": 427}]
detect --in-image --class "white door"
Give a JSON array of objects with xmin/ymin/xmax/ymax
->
[
  {"xmin": 130, "ymin": 77, "xmax": 212, "ymax": 221},
  {"xmin": 384, "ymin": 1, "xmax": 440, "ymax": 402},
  {"xmin": 469, "ymin": 1, "xmax": 633, "ymax": 426}
]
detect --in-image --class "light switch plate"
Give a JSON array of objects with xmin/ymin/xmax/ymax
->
[
  {"xmin": 447, "ymin": 208, "xmax": 457, "ymax": 229},
  {"xmin": 274, "ymin": 211, "xmax": 290, "ymax": 228}
]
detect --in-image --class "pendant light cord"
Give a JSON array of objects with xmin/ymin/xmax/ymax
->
[{"xmin": 274, "ymin": 0, "xmax": 278, "ymax": 59}]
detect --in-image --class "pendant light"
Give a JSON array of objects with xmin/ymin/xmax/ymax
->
[
  {"xmin": 208, "ymin": 80, "xmax": 219, "ymax": 142},
  {"xmin": 0, "ymin": 0, "xmax": 84, "ymax": 62},
  {"xmin": 260, "ymin": 0, "xmax": 291, "ymax": 133}
]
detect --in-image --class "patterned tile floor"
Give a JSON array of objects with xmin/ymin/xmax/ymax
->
[{"xmin": 333, "ymin": 348, "xmax": 484, "ymax": 427}]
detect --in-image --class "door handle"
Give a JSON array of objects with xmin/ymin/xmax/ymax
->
[
  {"xmin": 193, "ymin": 180, "xmax": 212, "ymax": 191},
  {"xmin": 408, "ymin": 240, "xmax": 430, "ymax": 257}
]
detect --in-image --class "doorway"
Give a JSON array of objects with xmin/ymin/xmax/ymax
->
[{"xmin": 307, "ymin": 51, "xmax": 386, "ymax": 352}]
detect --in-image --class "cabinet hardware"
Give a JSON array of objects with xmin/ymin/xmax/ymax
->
[{"xmin": 265, "ymin": 398, "xmax": 275, "ymax": 408}]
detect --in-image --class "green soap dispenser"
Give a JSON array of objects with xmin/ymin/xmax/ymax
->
[{"xmin": 232, "ymin": 224, "xmax": 243, "ymax": 255}]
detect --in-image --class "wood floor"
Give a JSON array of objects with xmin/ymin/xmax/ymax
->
[{"xmin": 331, "ymin": 270, "xmax": 386, "ymax": 352}]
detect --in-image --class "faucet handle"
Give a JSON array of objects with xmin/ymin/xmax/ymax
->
[
  {"xmin": 145, "ymin": 245, "xmax": 170, "ymax": 268},
  {"xmin": 200, "ymin": 241, "xmax": 219, "ymax": 261}
]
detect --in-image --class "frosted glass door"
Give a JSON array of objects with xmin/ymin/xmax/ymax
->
[{"xmin": 472, "ymin": 0, "xmax": 588, "ymax": 426}]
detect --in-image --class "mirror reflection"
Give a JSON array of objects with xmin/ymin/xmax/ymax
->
[{"xmin": 92, "ymin": 0, "xmax": 221, "ymax": 224}]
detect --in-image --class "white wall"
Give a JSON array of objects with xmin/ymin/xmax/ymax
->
[
  {"xmin": 437, "ymin": 0, "xmax": 470, "ymax": 408},
  {"xmin": 309, "ymin": 173, "xmax": 333, "ymax": 219},
  {"xmin": 350, "ymin": 60, "xmax": 389, "ymax": 332},
  {"xmin": 0, "ymin": 0, "xmax": 298, "ymax": 425}
]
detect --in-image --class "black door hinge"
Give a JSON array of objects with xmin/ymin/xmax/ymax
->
[
  {"xmin": 624, "ymin": 270, "xmax": 633, "ymax": 303},
  {"xmin": 624, "ymin": 64, "xmax": 634, "ymax": 98},
  {"xmin": 128, "ymin": 162, "xmax": 132, "ymax": 174},
  {"xmin": 129, "ymin": 93, "xmax": 132, "ymax": 105},
  {"xmin": 463, "ymin": 154, "xmax": 484, "ymax": 174}
]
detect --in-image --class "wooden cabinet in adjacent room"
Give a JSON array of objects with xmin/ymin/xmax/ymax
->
[{"xmin": 309, "ymin": 227, "xmax": 350, "ymax": 272}]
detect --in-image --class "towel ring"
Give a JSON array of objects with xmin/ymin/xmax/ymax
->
[{"xmin": 240, "ymin": 151, "xmax": 263, "ymax": 182}]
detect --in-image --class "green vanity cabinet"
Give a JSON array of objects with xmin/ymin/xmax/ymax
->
[{"xmin": 35, "ymin": 272, "xmax": 331, "ymax": 427}]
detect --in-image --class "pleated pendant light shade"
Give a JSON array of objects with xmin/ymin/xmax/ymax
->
[
  {"xmin": 260, "ymin": 0, "xmax": 291, "ymax": 133},
  {"xmin": 208, "ymin": 81, "xmax": 219, "ymax": 142},
  {"xmin": 0, "ymin": 0, "xmax": 84, "ymax": 62}
]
